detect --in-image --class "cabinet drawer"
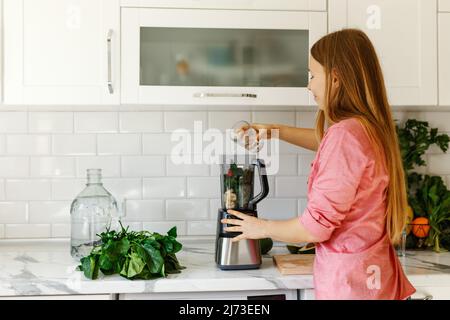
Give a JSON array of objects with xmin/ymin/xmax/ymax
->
[{"xmin": 120, "ymin": 0, "xmax": 327, "ymax": 12}]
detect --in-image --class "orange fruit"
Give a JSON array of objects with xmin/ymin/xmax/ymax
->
[
  {"xmin": 411, "ymin": 217, "xmax": 430, "ymax": 238},
  {"xmin": 405, "ymin": 206, "xmax": 414, "ymax": 236}
]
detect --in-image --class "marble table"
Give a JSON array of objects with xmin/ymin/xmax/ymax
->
[{"xmin": 1, "ymin": 239, "xmax": 450, "ymax": 297}]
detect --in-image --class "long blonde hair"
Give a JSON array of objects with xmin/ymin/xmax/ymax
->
[{"xmin": 311, "ymin": 29, "xmax": 407, "ymax": 245}]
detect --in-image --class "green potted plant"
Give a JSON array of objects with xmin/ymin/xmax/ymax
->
[{"xmin": 396, "ymin": 119, "xmax": 450, "ymax": 252}]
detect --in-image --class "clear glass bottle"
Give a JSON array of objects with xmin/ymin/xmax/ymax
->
[{"xmin": 70, "ymin": 169, "xmax": 118, "ymax": 258}]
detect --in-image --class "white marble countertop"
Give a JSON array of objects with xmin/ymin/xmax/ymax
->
[{"xmin": 1, "ymin": 239, "xmax": 450, "ymax": 297}]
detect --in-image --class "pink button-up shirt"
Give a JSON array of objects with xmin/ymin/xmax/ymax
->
[{"xmin": 299, "ymin": 118, "xmax": 416, "ymax": 300}]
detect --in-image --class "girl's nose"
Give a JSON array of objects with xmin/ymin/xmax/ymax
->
[{"xmin": 307, "ymin": 82, "xmax": 311, "ymax": 91}]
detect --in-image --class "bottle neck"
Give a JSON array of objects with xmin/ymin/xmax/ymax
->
[{"xmin": 86, "ymin": 173, "xmax": 102, "ymax": 185}]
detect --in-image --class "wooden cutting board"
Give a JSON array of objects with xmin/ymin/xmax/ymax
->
[{"xmin": 273, "ymin": 254, "xmax": 315, "ymax": 275}]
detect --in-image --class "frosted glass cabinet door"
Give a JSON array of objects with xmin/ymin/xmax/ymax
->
[
  {"xmin": 121, "ymin": 8, "xmax": 327, "ymax": 106},
  {"xmin": 3, "ymin": 0, "xmax": 120, "ymax": 105},
  {"xmin": 329, "ymin": 0, "xmax": 437, "ymax": 106}
]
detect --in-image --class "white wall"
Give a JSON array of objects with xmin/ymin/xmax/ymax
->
[{"xmin": 0, "ymin": 109, "xmax": 448, "ymax": 239}]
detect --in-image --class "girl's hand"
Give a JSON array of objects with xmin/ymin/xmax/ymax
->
[
  {"xmin": 237, "ymin": 123, "xmax": 279, "ymax": 141},
  {"xmin": 221, "ymin": 209, "xmax": 269, "ymax": 242}
]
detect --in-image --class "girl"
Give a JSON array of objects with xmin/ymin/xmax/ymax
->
[{"xmin": 221, "ymin": 29, "xmax": 416, "ymax": 300}]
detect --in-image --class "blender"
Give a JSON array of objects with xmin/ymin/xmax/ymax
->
[{"xmin": 215, "ymin": 154, "xmax": 269, "ymax": 270}]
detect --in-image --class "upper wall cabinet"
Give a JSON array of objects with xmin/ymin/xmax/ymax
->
[
  {"xmin": 121, "ymin": 8, "xmax": 327, "ymax": 106},
  {"xmin": 120, "ymin": 0, "xmax": 327, "ymax": 11},
  {"xmin": 3, "ymin": 0, "xmax": 120, "ymax": 105},
  {"xmin": 329, "ymin": 0, "xmax": 438, "ymax": 106},
  {"xmin": 439, "ymin": 0, "xmax": 450, "ymax": 12},
  {"xmin": 439, "ymin": 13, "xmax": 450, "ymax": 106}
]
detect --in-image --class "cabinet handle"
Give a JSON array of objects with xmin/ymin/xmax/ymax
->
[
  {"xmin": 408, "ymin": 295, "xmax": 433, "ymax": 300},
  {"xmin": 194, "ymin": 93, "xmax": 257, "ymax": 98},
  {"xmin": 107, "ymin": 29, "xmax": 114, "ymax": 94}
]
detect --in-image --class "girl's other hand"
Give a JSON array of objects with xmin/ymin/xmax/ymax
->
[{"xmin": 221, "ymin": 209, "xmax": 269, "ymax": 242}]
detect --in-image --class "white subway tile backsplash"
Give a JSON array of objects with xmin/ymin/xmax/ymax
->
[
  {"xmin": 392, "ymin": 111, "xmax": 408, "ymax": 124},
  {"xmin": 6, "ymin": 135, "xmax": 50, "ymax": 155},
  {"xmin": 258, "ymin": 198, "xmax": 297, "ymax": 221},
  {"xmin": 187, "ymin": 220, "xmax": 216, "ymax": 236},
  {"xmin": 0, "ymin": 202, "xmax": 28, "ymax": 224},
  {"xmin": 0, "ymin": 109, "xmax": 449, "ymax": 240},
  {"xmin": 278, "ymin": 140, "xmax": 303, "ymax": 154},
  {"xmin": 253, "ymin": 112, "xmax": 296, "ymax": 127},
  {"xmin": 0, "ymin": 135, "xmax": 5, "ymax": 154},
  {"xmin": 143, "ymin": 177, "xmax": 186, "ymax": 198},
  {"xmin": 208, "ymin": 112, "xmax": 252, "ymax": 131},
  {"xmin": 123, "ymin": 200, "xmax": 164, "ymax": 222},
  {"xmin": 0, "ymin": 180, "xmax": 5, "ymax": 200},
  {"xmin": 30, "ymin": 157, "xmax": 75, "ymax": 178},
  {"xmin": 75, "ymin": 112, "xmax": 118, "ymax": 133},
  {"xmin": 6, "ymin": 180, "xmax": 51, "ymax": 201},
  {"xmin": 298, "ymin": 198, "xmax": 308, "ymax": 216},
  {"xmin": 102, "ymin": 178, "xmax": 142, "ymax": 202},
  {"xmin": 4, "ymin": 224, "xmax": 51, "ymax": 239},
  {"xmin": 98, "ymin": 134, "xmax": 141, "ymax": 155},
  {"xmin": 0, "ymin": 112, "xmax": 27, "ymax": 133},
  {"xmin": 28, "ymin": 201, "xmax": 70, "ymax": 223},
  {"xmin": 187, "ymin": 177, "xmax": 220, "ymax": 198},
  {"xmin": 166, "ymin": 159, "xmax": 209, "ymax": 176},
  {"xmin": 29, "ymin": 112, "xmax": 73, "ymax": 133},
  {"xmin": 209, "ymin": 199, "xmax": 221, "ymax": 218},
  {"xmin": 273, "ymin": 155, "xmax": 298, "ymax": 176},
  {"xmin": 143, "ymin": 134, "xmax": 176, "ymax": 155},
  {"xmin": 0, "ymin": 157, "xmax": 29, "ymax": 178},
  {"xmin": 164, "ymin": 112, "xmax": 207, "ymax": 132},
  {"xmin": 53, "ymin": 134, "xmax": 96, "ymax": 155},
  {"xmin": 299, "ymin": 154, "xmax": 316, "ymax": 175},
  {"xmin": 275, "ymin": 177, "xmax": 308, "ymax": 197},
  {"xmin": 296, "ymin": 111, "xmax": 317, "ymax": 128},
  {"xmin": 76, "ymin": 156, "xmax": 120, "ymax": 178},
  {"xmin": 210, "ymin": 164, "xmax": 220, "ymax": 176},
  {"xmin": 121, "ymin": 156, "xmax": 165, "ymax": 177},
  {"xmin": 166, "ymin": 199, "xmax": 208, "ymax": 220},
  {"xmin": 51, "ymin": 224, "xmax": 70, "ymax": 238},
  {"xmin": 119, "ymin": 112, "xmax": 163, "ymax": 133},
  {"xmin": 119, "ymin": 222, "xmax": 143, "ymax": 232},
  {"xmin": 142, "ymin": 221, "xmax": 186, "ymax": 236},
  {"xmin": 51, "ymin": 179, "xmax": 85, "ymax": 200},
  {"xmin": 428, "ymin": 154, "xmax": 450, "ymax": 175},
  {"xmin": 421, "ymin": 112, "xmax": 450, "ymax": 132}
]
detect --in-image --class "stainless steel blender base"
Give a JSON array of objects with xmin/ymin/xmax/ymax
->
[{"xmin": 216, "ymin": 237, "xmax": 261, "ymax": 270}]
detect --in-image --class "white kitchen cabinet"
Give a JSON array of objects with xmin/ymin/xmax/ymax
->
[
  {"xmin": 409, "ymin": 286, "xmax": 450, "ymax": 300},
  {"xmin": 299, "ymin": 289, "xmax": 315, "ymax": 300},
  {"xmin": 121, "ymin": 8, "xmax": 327, "ymax": 106},
  {"xmin": 3, "ymin": 0, "xmax": 120, "ymax": 105},
  {"xmin": 119, "ymin": 289, "xmax": 298, "ymax": 300},
  {"xmin": 0, "ymin": 0, "xmax": 3, "ymax": 103},
  {"xmin": 0, "ymin": 294, "xmax": 112, "ymax": 300},
  {"xmin": 299, "ymin": 287, "xmax": 450, "ymax": 300},
  {"xmin": 439, "ymin": 0, "xmax": 450, "ymax": 12},
  {"xmin": 439, "ymin": 13, "xmax": 450, "ymax": 106},
  {"xmin": 120, "ymin": 0, "xmax": 327, "ymax": 12},
  {"xmin": 329, "ymin": 0, "xmax": 438, "ymax": 106}
]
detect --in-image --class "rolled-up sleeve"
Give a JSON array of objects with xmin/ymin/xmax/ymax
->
[{"xmin": 300, "ymin": 127, "xmax": 369, "ymax": 242}]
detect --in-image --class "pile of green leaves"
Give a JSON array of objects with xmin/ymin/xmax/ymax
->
[
  {"xmin": 77, "ymin": 222, "xmax": 185, "ymax": 280},
  {"xmin": 409, "ymin": 174, "xmax": 450, "ymax": 251},
  {"xmin": 224, "ymin": 163, "xmax": 244, "ymax": 192},
  {"xmin": 396, "ymin": 119, "xmax": 450, "ymax": 252}
]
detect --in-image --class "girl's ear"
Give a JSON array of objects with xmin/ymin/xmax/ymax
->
[{"xmin": 331, "ymin": 68, "xmax": 340, "ymax": 89}]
